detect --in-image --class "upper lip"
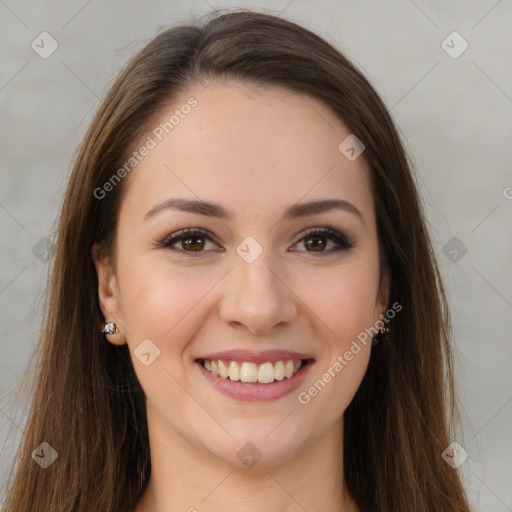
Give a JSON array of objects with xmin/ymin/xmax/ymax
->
[{"xmin": 196, "ymin": 349, "xmax": 315, "ymax": 365}]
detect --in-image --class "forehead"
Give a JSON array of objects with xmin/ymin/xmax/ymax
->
[{"xmin": 119, "ymin": 81, "xmax": 374, "ymax": 226}]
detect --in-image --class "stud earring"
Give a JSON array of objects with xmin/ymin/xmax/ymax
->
[
  {"xmin": 372, "ymin": 324, "xmax": 389, "ymax": 346},
  {"xmin": 101, "ymin": 321, "xmax": 119, "ymax": 335}
]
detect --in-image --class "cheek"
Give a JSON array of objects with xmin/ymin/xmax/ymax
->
[
  {"xmin": 116, "ymin": 258, "xmax": 215, "ymax": 402},
  {"xmin": 292, "ymin": 257, "xmax": 378, "ymax": 405},
  {"xmin": 294, "ymin": 256, "xmax": 380, "ymax": 343},
  {"xmin": 295, "ymin": 269, "xmax": 376, "ymax": 423},
  {"xmin": 116, "ymin": 252, "xmax": 219, "ymax": 355},
  {"xmin": 117, "ymin": 244, "xmax": 380, "ymax": 355}
]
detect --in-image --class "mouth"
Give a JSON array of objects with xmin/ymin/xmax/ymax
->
[
  {"xmin": 194, "ymin": 357, "xmax": 315, "ymax": 402},
  {"xmin": 196, "ymin": 357, "xmax": 312, "ymax": 384}
]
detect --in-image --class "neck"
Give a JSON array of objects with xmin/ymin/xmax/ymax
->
[{"xmin": 135, "ymin": 407, "xmax": 359, "ymax": 512}]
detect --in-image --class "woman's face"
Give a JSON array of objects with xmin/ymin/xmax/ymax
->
[{"xmin": 95, "ymin": 81, "xmax": 389, "ymax": 468}]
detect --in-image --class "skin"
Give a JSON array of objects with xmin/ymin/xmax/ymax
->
[{"xmin": 94, "ymin": 80, "xmax": 389, "ymax": 512}]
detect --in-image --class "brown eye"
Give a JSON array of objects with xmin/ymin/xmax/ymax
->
[
  {"xmin": 303, "ymin": 234, "xmax": 327, "ymax": 252},
  {"xmin": 159, "ymin": 226, "xmax": 353, "ymax": 258},
  {"xmin": 159, "ymin": 228, "xmax": 219, "ymax": 257},
  {"xmin": 293, "ymin": 227, "xmax": 354, "ymax": 256},
  {"xmin": 181, "ymin": 235, "xmax": 205, "ymax": 251}
]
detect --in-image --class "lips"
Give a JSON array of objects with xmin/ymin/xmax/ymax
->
[
  {"xmin": 193, "ymin": 348, "xmax": 315, "ymax": 401},
  {"xmin": 196, "ymin": 357, "xmax": 315, "ymax": 402}
]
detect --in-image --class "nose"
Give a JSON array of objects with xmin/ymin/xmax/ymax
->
[{"xmin": 219, "ymin": 247, "xmax": 299, "ymax": 335}]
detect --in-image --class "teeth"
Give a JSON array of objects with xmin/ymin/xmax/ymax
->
[
  {"xmin": 240, "ymin": 362, "xmax": 258, "ymax": 383},
  {"xmin": 274, "ymin": 361, "xmax": 285, "ymax": 380},
  {"xmin": 201, "ymin": 358, "xmax": 305, "ymax": 383},
  {"xmin": 218, "ymin": 360, "xmax": 229, "ymax": 379},
  {"xmin": 258, "ymin": 362, "xmax": 274, "ymax": 384},
  {"xmin": 228, "ymin": 361, "xmax": 240, "ymax": 381},
  {"xmin": 285, "ymin": 360, "xmax": 294, "ymax": 378}
]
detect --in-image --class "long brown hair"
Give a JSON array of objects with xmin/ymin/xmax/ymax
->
[{"xmin": 2, "ymin": 9, "xmax": 472, "ymax": 511}]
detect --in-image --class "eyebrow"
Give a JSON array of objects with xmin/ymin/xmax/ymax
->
[{"xmin": 144, "ymin": 197, "xmax": 365, "ymax": 226}]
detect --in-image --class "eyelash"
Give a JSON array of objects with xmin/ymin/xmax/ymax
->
[{"xmin": 158, "ymin": 226, "xmax": 354, "ymax": 258}]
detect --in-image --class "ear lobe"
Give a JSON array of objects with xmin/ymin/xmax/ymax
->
[{"xmin": 92, "ymin": 243, "xmax": 127, "ymax": 345}]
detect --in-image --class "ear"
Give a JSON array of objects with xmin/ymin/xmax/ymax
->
[
  {"xmin": 374, "ymin": 269, "xmax": 391, "ymax": 322},
  {"xmin": 92, "ymin": 243, "xmax": 127, "ymax": 346}
]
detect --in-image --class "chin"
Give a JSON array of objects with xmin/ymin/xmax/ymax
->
[{"xmin": 203, "ymin": 426, "xmax": 307, "ymax": 470}]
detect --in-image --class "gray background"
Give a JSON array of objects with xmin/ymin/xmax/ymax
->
[{"xmin": 1, "ymin": 0, "xmax": 511, "ymax": 510}]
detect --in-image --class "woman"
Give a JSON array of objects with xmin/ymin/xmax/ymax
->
[{"xmin": 2, "ymin": 9, "xmax": 472, "ymax": 512}]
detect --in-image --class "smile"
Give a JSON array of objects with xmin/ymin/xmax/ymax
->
[
  {"xmin": 195, "ymin": 358, "xmax": 315, "ymax": 402},
  {"xmin": 200, "ymin": 358, "xmax": 306, "ymax": 384}
]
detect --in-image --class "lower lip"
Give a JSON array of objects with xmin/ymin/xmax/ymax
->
[{"xmin": 196, "ymin": 360, "xmax": 314, "ymax": 402}]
